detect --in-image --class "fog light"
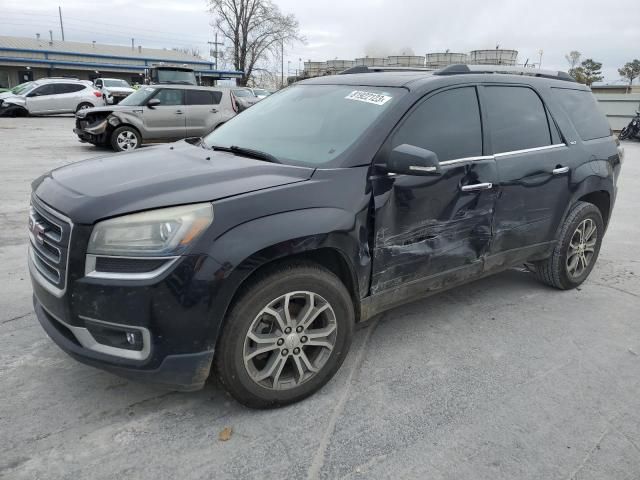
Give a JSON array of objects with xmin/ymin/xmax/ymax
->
[{"xmin": 126, "ymin": 331, "xmax": 138, "ymax": 345}]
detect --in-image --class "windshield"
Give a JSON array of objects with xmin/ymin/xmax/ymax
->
[
  {"xmin": 204, "ymin": 84, "xmax": 402, "ymax": 167},
  {"xmin": 118, "ymin": 86, "xmax": 157, "ymax": 106},
  {"xmin": 11, "ymin": 82, "xmax": 34, "ymax": 94},
  {"xmin": 233, "ymin": 89, "xmax": 254, "ymax": 98},
  {"xmin": 103, "ymin": 79, "xmax": 130, "ymax": 88},
  {"xmin": 155, "ymin": 69, "xmax": 196, "ymax": 85}
]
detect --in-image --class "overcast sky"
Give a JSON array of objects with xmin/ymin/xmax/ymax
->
[{"xmin": 2, "ymin": 0, "xmax": 638, "ymax": 83}]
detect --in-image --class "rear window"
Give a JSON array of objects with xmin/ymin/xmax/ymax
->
[{"xmin": 551, "ymin": 88, "xmax": 611, "ymax": 141}]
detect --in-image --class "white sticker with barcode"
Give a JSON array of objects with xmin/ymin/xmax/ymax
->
[{"xmin": 344, "ymin": 90, "xmax": 392, "ymax": 106}]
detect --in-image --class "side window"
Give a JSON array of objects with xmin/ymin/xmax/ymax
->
[
  {"xmin": 483, "ymin": 86, "xmax": 552, "ymax": 153},
  {"xmin": 30, "ymin": 84, "xmax": 56, "ymax": 96},
  {"xmin": 391, "ymin": 86, "xmax": 483, "ymax": 161},
  {"xmin": 153, "ymin": 89, "xmax": 184, "ymax": 106},
  {"xmin": 185, "ymin": 90, "xmax": 222, "ymax": 105},
  {"xmin": 56, "ymin": 84, "xmax": 85, "ymax": 94},
  {"xmin": 551, "ymin": 88, "xmax": 611, "ymax": 141}
]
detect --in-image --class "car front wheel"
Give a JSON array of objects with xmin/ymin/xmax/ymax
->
[
  {"xmin": 110, "ymin": 126, "xmax": 141, "ymax": 152},
  {"xmin": 215, "ymin": 262, "xmax": 354, "ymax": 408}
]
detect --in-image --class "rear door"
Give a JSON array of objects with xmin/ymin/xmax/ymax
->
[
  {"xmin": 370, "ymin": 85, "xmax": 498, "ymax": 293},
  {"xmin": 52, "ymin": 83, "xmax": 88, "ymax": 112},
  {"xmin": 143, "ymin": 88, "xmax": 186, "ymax": 141},
  {"xmin": 184, "ymin": 89, "xmax": 225, "ymax": 137},
  {"xmin": 480, "ymin": 84, "xmax": 571, "ymax": 266}
]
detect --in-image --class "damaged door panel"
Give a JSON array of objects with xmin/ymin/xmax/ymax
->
[{"xmin": 370, "ymin": 160, "xmax": 498, "ymax": 294}]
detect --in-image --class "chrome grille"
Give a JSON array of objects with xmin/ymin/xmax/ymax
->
[{"xmin": 29, "ymin": 198, "xmax": 72, "ymax": 291}]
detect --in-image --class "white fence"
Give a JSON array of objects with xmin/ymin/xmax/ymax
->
[{"xmin": 594, "ymin": 93, "xmax": 640, "ymax": 131}]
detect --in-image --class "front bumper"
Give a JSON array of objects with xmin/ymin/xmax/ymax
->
[{"xmin": 34, "ymin": 296, "xmax": 213, "ymax": 391}]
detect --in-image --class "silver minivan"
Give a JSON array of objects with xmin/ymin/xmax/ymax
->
[
  {"xmin": 74, "ymin": 85, "xmax": 237, "ymax": 151},
  {"xmin": 0, "ymin": 78, "xmax": 104, "ymax": 116}
]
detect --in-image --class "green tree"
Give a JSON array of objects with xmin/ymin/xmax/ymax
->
[
  {"xmin": 618, "ymin": 59, "xmax": 640, "ymax": 87},
  {"xmin": 579, "ymin": 59, "xmax": 604, "ymax": 86}
]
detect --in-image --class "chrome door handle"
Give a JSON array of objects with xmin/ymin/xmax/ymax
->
[
  {"xmin": 552, "ymin": 166, "xmax": 570, "ymax": 175},
  {"xmin": 461, "ymin": 182, "xmax": 493, "ymax": 192},
  {"xmin": 211, "ymin": 108, "xmax": 218, "ymax": 113}
]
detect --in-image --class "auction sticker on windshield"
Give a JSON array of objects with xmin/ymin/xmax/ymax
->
[{"xmin": 345, "ymin": 90, "xmax": 392, "ymax": 106}]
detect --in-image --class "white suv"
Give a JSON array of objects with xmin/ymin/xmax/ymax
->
[{"xmin": 0, "ymin": 78, "xmax": 104, "ymax": 116}]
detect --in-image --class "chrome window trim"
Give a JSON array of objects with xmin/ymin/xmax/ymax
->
[
  {"xmin": 84, "ymin": 254, "xmax": 180, "ymax": 280},
  {"xmin": 39, "ymin": 303, "xmax": 151, "ymax": 361},
  {"xmin": 493, "ymin": 143, "xmax": 567, "ymax": 158},
  {"xmin": 440, "ymin": 155, "xmax": 495, "ymax": 166}
]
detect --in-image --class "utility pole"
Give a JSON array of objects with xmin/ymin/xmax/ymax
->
[
  {"xmin": 538, "ymin": 49, "xmax": 544, "ymax": 69},
  {"xmin": 281, "ymin": 39, "xmax": 284, "ymax": 88},
  {"xmin": 58, "ymin": 6, "xmax": 65, "ymax": 41},
  {"xmin": 208, "ymin": 32, "xmax": 223, "ymax": 70},
  {"xmin": 131, "ymin": 38, "xmax": 135, "ymax": 50},
  {"xmin": 49, "ymin": 30, "xmax": 53, "ymax": 43}
]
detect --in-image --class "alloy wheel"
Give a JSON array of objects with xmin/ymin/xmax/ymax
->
[
  {"xmin": 116, "ymin": 131, "xmax": 138, "ymax": 150},
  {"xmin": 243, "ymin": 291, "xmax": 337, "ymax": 390},
  {"xmin": 566, "ymin": 218, "xmax": 598, "ymax": 279}
]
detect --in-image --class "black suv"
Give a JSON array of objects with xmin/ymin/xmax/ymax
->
[{"xmin": 29, "ymin": 65, "xmax": 622, "ymax": 408}]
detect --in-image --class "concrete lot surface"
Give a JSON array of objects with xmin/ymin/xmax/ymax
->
[{"xmin": 1, "ymin": 116, "xmax": 639, "ymax": 480}]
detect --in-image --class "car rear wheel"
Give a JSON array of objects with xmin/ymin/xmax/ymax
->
[
  {"xmin": 215, "ymin": 262, "xmax": 354, "ymax": 408},
  {"xmin": 534, "ymin": 201, "xmax": 604, "ymax": 290},
  {"xmin": 110, "ymin": 126, "xmax": 141, "ymax": 152},
  {"xmin": 75, "ymin": 102, "xmax": 94, "ymax": 113}
]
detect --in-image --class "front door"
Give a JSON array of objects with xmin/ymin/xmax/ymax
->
[
  {"xmin": 25, "ymin": 84, "xmax": 58, "ymax": 114},
  {"xmin": 370, "ymin": 86, "xmax": 498, "ymax": 294},
  {"xmin": 143, "ymin": 88, "xmax": 186, "ymax": 141},
  {"xmin": 480, "ymin": 85, "xmax": 572, "ymax": 266}
]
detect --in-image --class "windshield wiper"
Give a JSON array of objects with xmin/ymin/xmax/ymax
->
[{"xmin": 210, "ymin": 145, "xmax": 281, "ymax": 164}]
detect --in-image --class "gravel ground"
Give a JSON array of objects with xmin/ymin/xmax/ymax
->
[{"xmin": 1, "ymin": 116, "xmax": 639, "ymax": 480}]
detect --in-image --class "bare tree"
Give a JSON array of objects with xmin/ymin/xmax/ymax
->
[
  {"xmin": 565, "ymin": 50, "xmax": 582, "ymax": 69},
  {"xmin": 172, "ymin": 46, "xmax": 202, "ymax": 57},
  {"xmin": 618, "ymin": 59, "xmax": 640, "ymax": 88},
  {"xmin": 208, "ymin": 0, "xmax": 304, "ymax": 86}
]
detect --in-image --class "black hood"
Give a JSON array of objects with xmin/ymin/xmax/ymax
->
[{"xmin": 32, "ymin": 141, "xmax": 313, "ymax": 224}]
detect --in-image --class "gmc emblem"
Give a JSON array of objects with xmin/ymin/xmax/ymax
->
[{"xmin": 29, "ymin": 217, "xmax": 47, "ymax": 245}]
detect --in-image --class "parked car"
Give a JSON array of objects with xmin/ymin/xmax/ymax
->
[
  {"xmin": 0, "ymin": 81, "xmax": 36, "ymax": 100},
  {"xmin": 232, "ymin": 87, "xmax": 260, "ymax": 111},
  {"xmin": 93, "ymin": 78, "xmax": 135, "ymax": 105},
  {"xmin": 74, "ymin": 85, "xmax": 237, "ymax": 151},
  {"xmin": 249, "ymin": 87, "xmax": 271, "ymax": 99},
  {"xmin": 0, "ymin": 78, "xmax": 103, "ymax": 116},
  {"xmin": 29, "ymin": 66, "xmax": 622, "ymax": 408}
]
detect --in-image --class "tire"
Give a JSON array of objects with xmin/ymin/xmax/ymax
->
[
  {"xmin": 215, "ymin": 262, "xmax": 355, "ymax": 408},
  {"xmin": 534, "ymin": 201, "xmax": 604, "ymax": 290},
  {"xmin": 75, "ymin": 102, "xmax": 94, "ymax": 113},
  {"xmin": 110, "ymin": 126, "xmax": 141, "ymax": 152}
]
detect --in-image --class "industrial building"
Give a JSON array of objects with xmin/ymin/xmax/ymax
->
[
  {"xmin": 299, "ymin": 48, "xmax": 519, "ymax": 80},
  {"xmin": 0, "ymin": 35, "xmax": 242, "ymax": 88}
]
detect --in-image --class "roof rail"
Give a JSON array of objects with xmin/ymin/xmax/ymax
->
[
  {"xmin": 339, "ymin": 65, "xmax": 434, "ymax": 75},
  {"xmin": 434, "ymin": 64, "xmax": 575, "ymax": 82}
]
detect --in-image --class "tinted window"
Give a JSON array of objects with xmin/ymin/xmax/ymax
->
[
  {"xmin": 391, "ymin": 87, "xmax": 483, "ymax": 161},
  {"xmin": 153, "ymin": 89, "xmax": 184, "ymax": 106},
  {"xmin": 484, "ymin": 86, "xmax": 551, "ymax": 153},
  {"xmin": 54, "ymin": 83, "xmax": 86, "ymax": 94},
  {"xmin": 185, "ymin": 90, "xmax": 222, "ymax": 105},
  {"xmin": 30, "ymin": 84, "xmax": 56, "ymax": 96},
  {"xmin": 552, "ymin": 88, "xmax": 611, "ymax": 141}
]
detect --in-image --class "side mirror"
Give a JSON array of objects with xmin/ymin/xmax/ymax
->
[
  {"xmin": 385, "ymin": 144, "xmax": 441, "ymax": 175},
  {"xmin": 147, "ymin": 98, "xmax": 161, "ymax": 108}
]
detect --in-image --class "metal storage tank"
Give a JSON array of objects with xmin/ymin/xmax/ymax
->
[
  {"xmin": 303, "ymin": 61, "xmax": 327, "ymax": 77},
  {"xmin": 354, "ymin": 57, "xmax": 388, "ymax": 67},
  {"xmin": 387, "ymin": 55, "xmax": 425, "ymax": 67},
  {"xmin": 468, "ymin": 49, "xmax": 518, "ymax": 66},
  {"xmin": 326, "ymin": 59, "xmax": 355, "ymax": 73},
  {"xmin": 425, "ymin": 52, "xmax": 468, "ymax": 68}
]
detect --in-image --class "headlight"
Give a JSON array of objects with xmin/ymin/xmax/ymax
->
[{"xmin": 88, "ymin": 203, "xmax": 213, "ymax": 256}]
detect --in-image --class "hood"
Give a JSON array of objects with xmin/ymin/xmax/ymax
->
[
  {"xmin": 76, "ymin": 105, "xmax": 141, "ymax": 117},
  {"xmin": 103, "ymin": 87, "xmax": 135, "ymax": 94},
  {"xmin": 0, "ymin": 94, "xmax": 25, "ymax": 106},
  {"xmin": 32, "ymin": 140, "xmax": 314, "ymax": 224}
]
